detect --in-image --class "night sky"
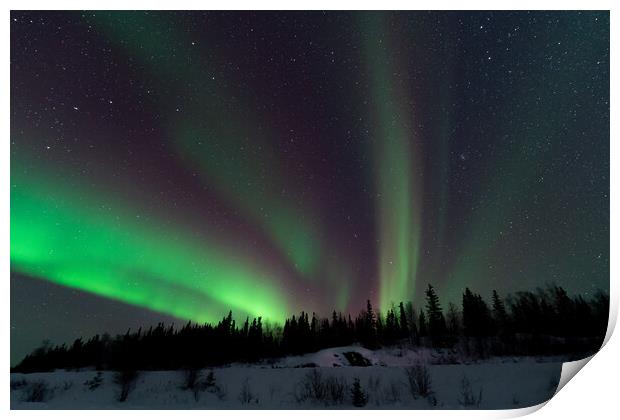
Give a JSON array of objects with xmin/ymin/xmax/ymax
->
[{"xmin": 10, "ymin": 11, "xmax": 609, "ymax": 364}]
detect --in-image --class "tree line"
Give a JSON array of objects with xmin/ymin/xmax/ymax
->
[{"xmin": 13, "ymin": 284, "xmax": 608, "ymax": 373}]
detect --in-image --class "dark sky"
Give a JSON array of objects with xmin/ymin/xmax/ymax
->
[{"xmin": 10, "ymin": 11, "xmax": 609, "ymax": 365}]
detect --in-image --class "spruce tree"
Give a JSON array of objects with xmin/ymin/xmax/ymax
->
[
  {"xmin": 425, "ymin": 284, "xmax": 447, "ymax": 344},
  {"xmin": 351, "ymin": 378, "xmax": 368, "ymax": 407},
  {"xmin": 418, "ymin": 309, "xmax": 428, "ymax": 337},
  {"xmin": 446, "ymin": 302, "xmax": 461, "ymax": 336},
  {"xmin": 365, "ymin": 300, "xmax": 375, "ymax": 330},
  {"xmin": 462, "ymin": 288, "xmax": 476, "ymax": 336},
  {"xmin": 491, "ymin": 290, "xmax": 507, "ymax": 334},
  {"xmin": 362, "ymin": 300, "xmax": 377, "ymax": 347},
  {"xmin": 399, "ymin": 302, "xmax": 409, "ymax": 339},
  {"xmin": 405, "ymin": 302, "xmax": 419, "ymax": 344}
]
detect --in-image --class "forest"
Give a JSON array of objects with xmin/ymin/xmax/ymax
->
[{"xmin": 12, "ymin": 284, "xmax": 609, "ymax": 373}]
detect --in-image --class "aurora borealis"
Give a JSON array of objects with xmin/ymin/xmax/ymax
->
[{"xmin": 11, "ymin": 11, "xmax": 609, "ymax": 363}]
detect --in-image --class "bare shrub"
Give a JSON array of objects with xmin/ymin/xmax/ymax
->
[
  {"xmin": 204, "ymin": 371, "xmax": 217, "ymax": 389},
  {"xmin": 238, "ymin": 378, "xmax": 258, "ymax": 405},
  {"xmin": 182, "ymin": 369, "xmax": 222, "ymax": 401},
  {"xmin": 458, "ymin": 375, "xmax": 482, "ymax": 408},
  {"xmin": 366, "ymin": 375, "xmax": 381, "ymax": 405},
  {"xmin": 182, "ymin": 367, "xmax": 200, "ymax": 390},
  {"xmin": 84, "ymin": 372, "xmax": 103, "ymax": 391},
  {"xmin": 305, "ymin": 369, "xmax": 327, "ymax": 401},
  {"xmin": 294, "ymin": 369, "xmax": 326, "ymax": 403},
  {"xmin": 200, "ymin": 370, "xmax": 222, "ymax": 400},
  {"xmin": 113, "ymin": 369, "xmax": 139, "ymax": 402},
  {"xmin": 11, "ymin": 378, "xmax": 27, "ymax": 391},
  {"xmin": 405, "ymin": 363, "xmax": 432, "ymax": 398},
  {"xmin": 268, "ymin": 383, "xmax": 279, "ymax": 402},
  {"xmin": 215, "ymin": 383, "xmax": 228, "ymax": 401},
  {"xmin": 325, "ymin": 376, "xmax": 347, "ymax": 405},
  {"xmin": 383, "ymin": 381, "xmax": 402, "ymax": 404},
  {"xmin": 294, "ymin": 369, "xmax": 347, "ymax": 406},
  {"xmin": 21, "ymin": 380, "xmax": 49, "ymax": 402}
]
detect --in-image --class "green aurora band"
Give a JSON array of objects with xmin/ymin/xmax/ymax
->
[
  {"xmin": 9, "ymin": 11, "xmax": 609, "ymax": 331},
  {"xmin": 11, "ymin": 162, "xmax": 291, "ymax": 322},
  {"xmin": 90, "ymin": 12, "xmax": 325, "ymax": 278},
  {"xmin": 362, "ymin": 14, "xmax": 422, "ymax": 310}
]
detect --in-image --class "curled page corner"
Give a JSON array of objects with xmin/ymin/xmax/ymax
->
[
  {"xmin": 555, "ymin": 355, "xmax": 594, "ymax": 395},
  {"xmin": 552, "ymin": 296, "xmax": 616, "ymax": 398},
  {"xmin": 500, "ymin": 401, "xmax": 548, "ymax": 418},
  {"xmin": 506, "ymin": 356, "xmax": 597, "ymax": 418}
]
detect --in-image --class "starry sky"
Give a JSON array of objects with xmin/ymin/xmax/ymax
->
[{"xmin": 10, "ymin": 11, "xmax": 609, "ymax": 364}]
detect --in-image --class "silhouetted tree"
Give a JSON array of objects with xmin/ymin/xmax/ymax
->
[
  {"xmin": 351, "ymin": 378, "xmax": 368, "ymax": 407},
  {"xmin": 425, "ymin": 284, "xmax": 447, "ymax": 346},
  {"xmin": 418, "ymin": 309, "xmax": 428, "ymax": 339},
  {"xmin": 404, "ymin": 302, "xmax": 419, "ymax": 345},
  {"xmin": 491, "ymin": 290, "xmax": 508, "ymax": 335},
  {"xmin": 399, "ymin": 302, "xmax": 409, "ymax": 339},
  {"xmin": 446, "ymin": 303, "xmax": 461, "ymax": 336},
  {"xmin": 12, "ymin": 287, "xmax": 609, "ymax": 373}
]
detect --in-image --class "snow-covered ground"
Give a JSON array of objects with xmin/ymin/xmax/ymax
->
[
  {"xmin": 10, "ymin": 346, "xmax": 563, "ymax": 409},
  {"xmin": 277, "ymin": 345, "xmax": 568, "ymax": 367}
]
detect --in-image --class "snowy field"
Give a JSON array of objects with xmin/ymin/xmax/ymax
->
[{"xmin": 10, "ymin": 346, "xmax": 563, "ymax": 409}]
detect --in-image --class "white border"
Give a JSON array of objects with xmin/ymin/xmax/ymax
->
[{"xmin": 3, "ymin": 2, "xmax": 616, "ymax": 419}]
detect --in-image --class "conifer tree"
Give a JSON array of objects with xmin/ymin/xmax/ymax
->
[
  {"xmin": 491, "ymin": 290, "xmax": 507, "ymax": 334},
  {"xmin": 361, "ymin": 300, "xmax": 378, "ymax": 347},
  {"xmin": 399, "ymin": 302, "xmax": 409, "ymax": 339},
  {"xmin": 425, "ymin": 284, "xmax": 447, "ymax": 345},
  {"xmin": 365, "ymin": 300, "xmax": 375, "ymax": 330},
  {"xmin": 351, "ymin": 378, "xmax": 368, "ymax": 407},
  {"xmin": 446, "ymin": 302, "xmax": 461, "ymax": 336},
  {"xmin": 418, "ymin": 309, "xmax": 428, "ymax": 337}
]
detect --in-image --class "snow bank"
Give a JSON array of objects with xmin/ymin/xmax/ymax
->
[{"xmin": 10, "ymin": 346, "xmax": 563, "ymax": 410}]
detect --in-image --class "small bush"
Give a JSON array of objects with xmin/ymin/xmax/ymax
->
[
  {"xmin": 182, "ymin": 369, "xmax": 221, "ymax": 401},
  {"xmin": 366, "ymin": 375, "xmax": 381, "ymax": 406},
  {"xmin": 295, "ymin": 369, "xmax": 326, "ymax": 403},
  {"xmin": 204, "ymin": 371, "xmax": 217, "ymax": 389},
  {"xmin": 458, "ymin": 375, "xmax": 482, "ymax": 408},
  {"xmin": 405, "ymin": 363, "xmax": 432, "ymax": 398},
  {"xmin": 325, "ymin": 376, "xmax": 347, "ymax": 405},
  {"xmin": 238, "ymin": 378, "xmax": 258, "ymax": 405},
  {"xmin": 383, "ymin": 381, "xmax": 402, "ymax": 404},
  {"xmin": 10, "ymin": 378, "xmax": 27, "ymax": 391},
  {"xmin": 84, "ymin": 372, "xmax": 103, "ymax": 391},
  {"xmin": 268, "ymin": 384, "xmax": 279, "ymax": 402},
  {"xmin": 21, "ymin": 380, "xmax": 49, "ymax": 402},
  {"xmin": 182, "ymin": 368, "xmax": 199, "ymax": 390},
  {"xmin": 200, "ymin": 371, "xmax": 222, "ymax": 400},
  {"xmin": 351, "ymin": 378, "xmax": 368, "ymax": 407},
  {"xmin": 294, "ymin": 369, "xmax": 347, "ymax": 406},
  {"xmin": 305, "ymin": 369, "xmax": 327, "ymax": 401},
  {"xmin": 215, "ymin": 383, "xmax": 228, "ymax": 401},
  {"xmin": 113, "ymin": 369, "xmax": 139, "ymax": 402}
]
